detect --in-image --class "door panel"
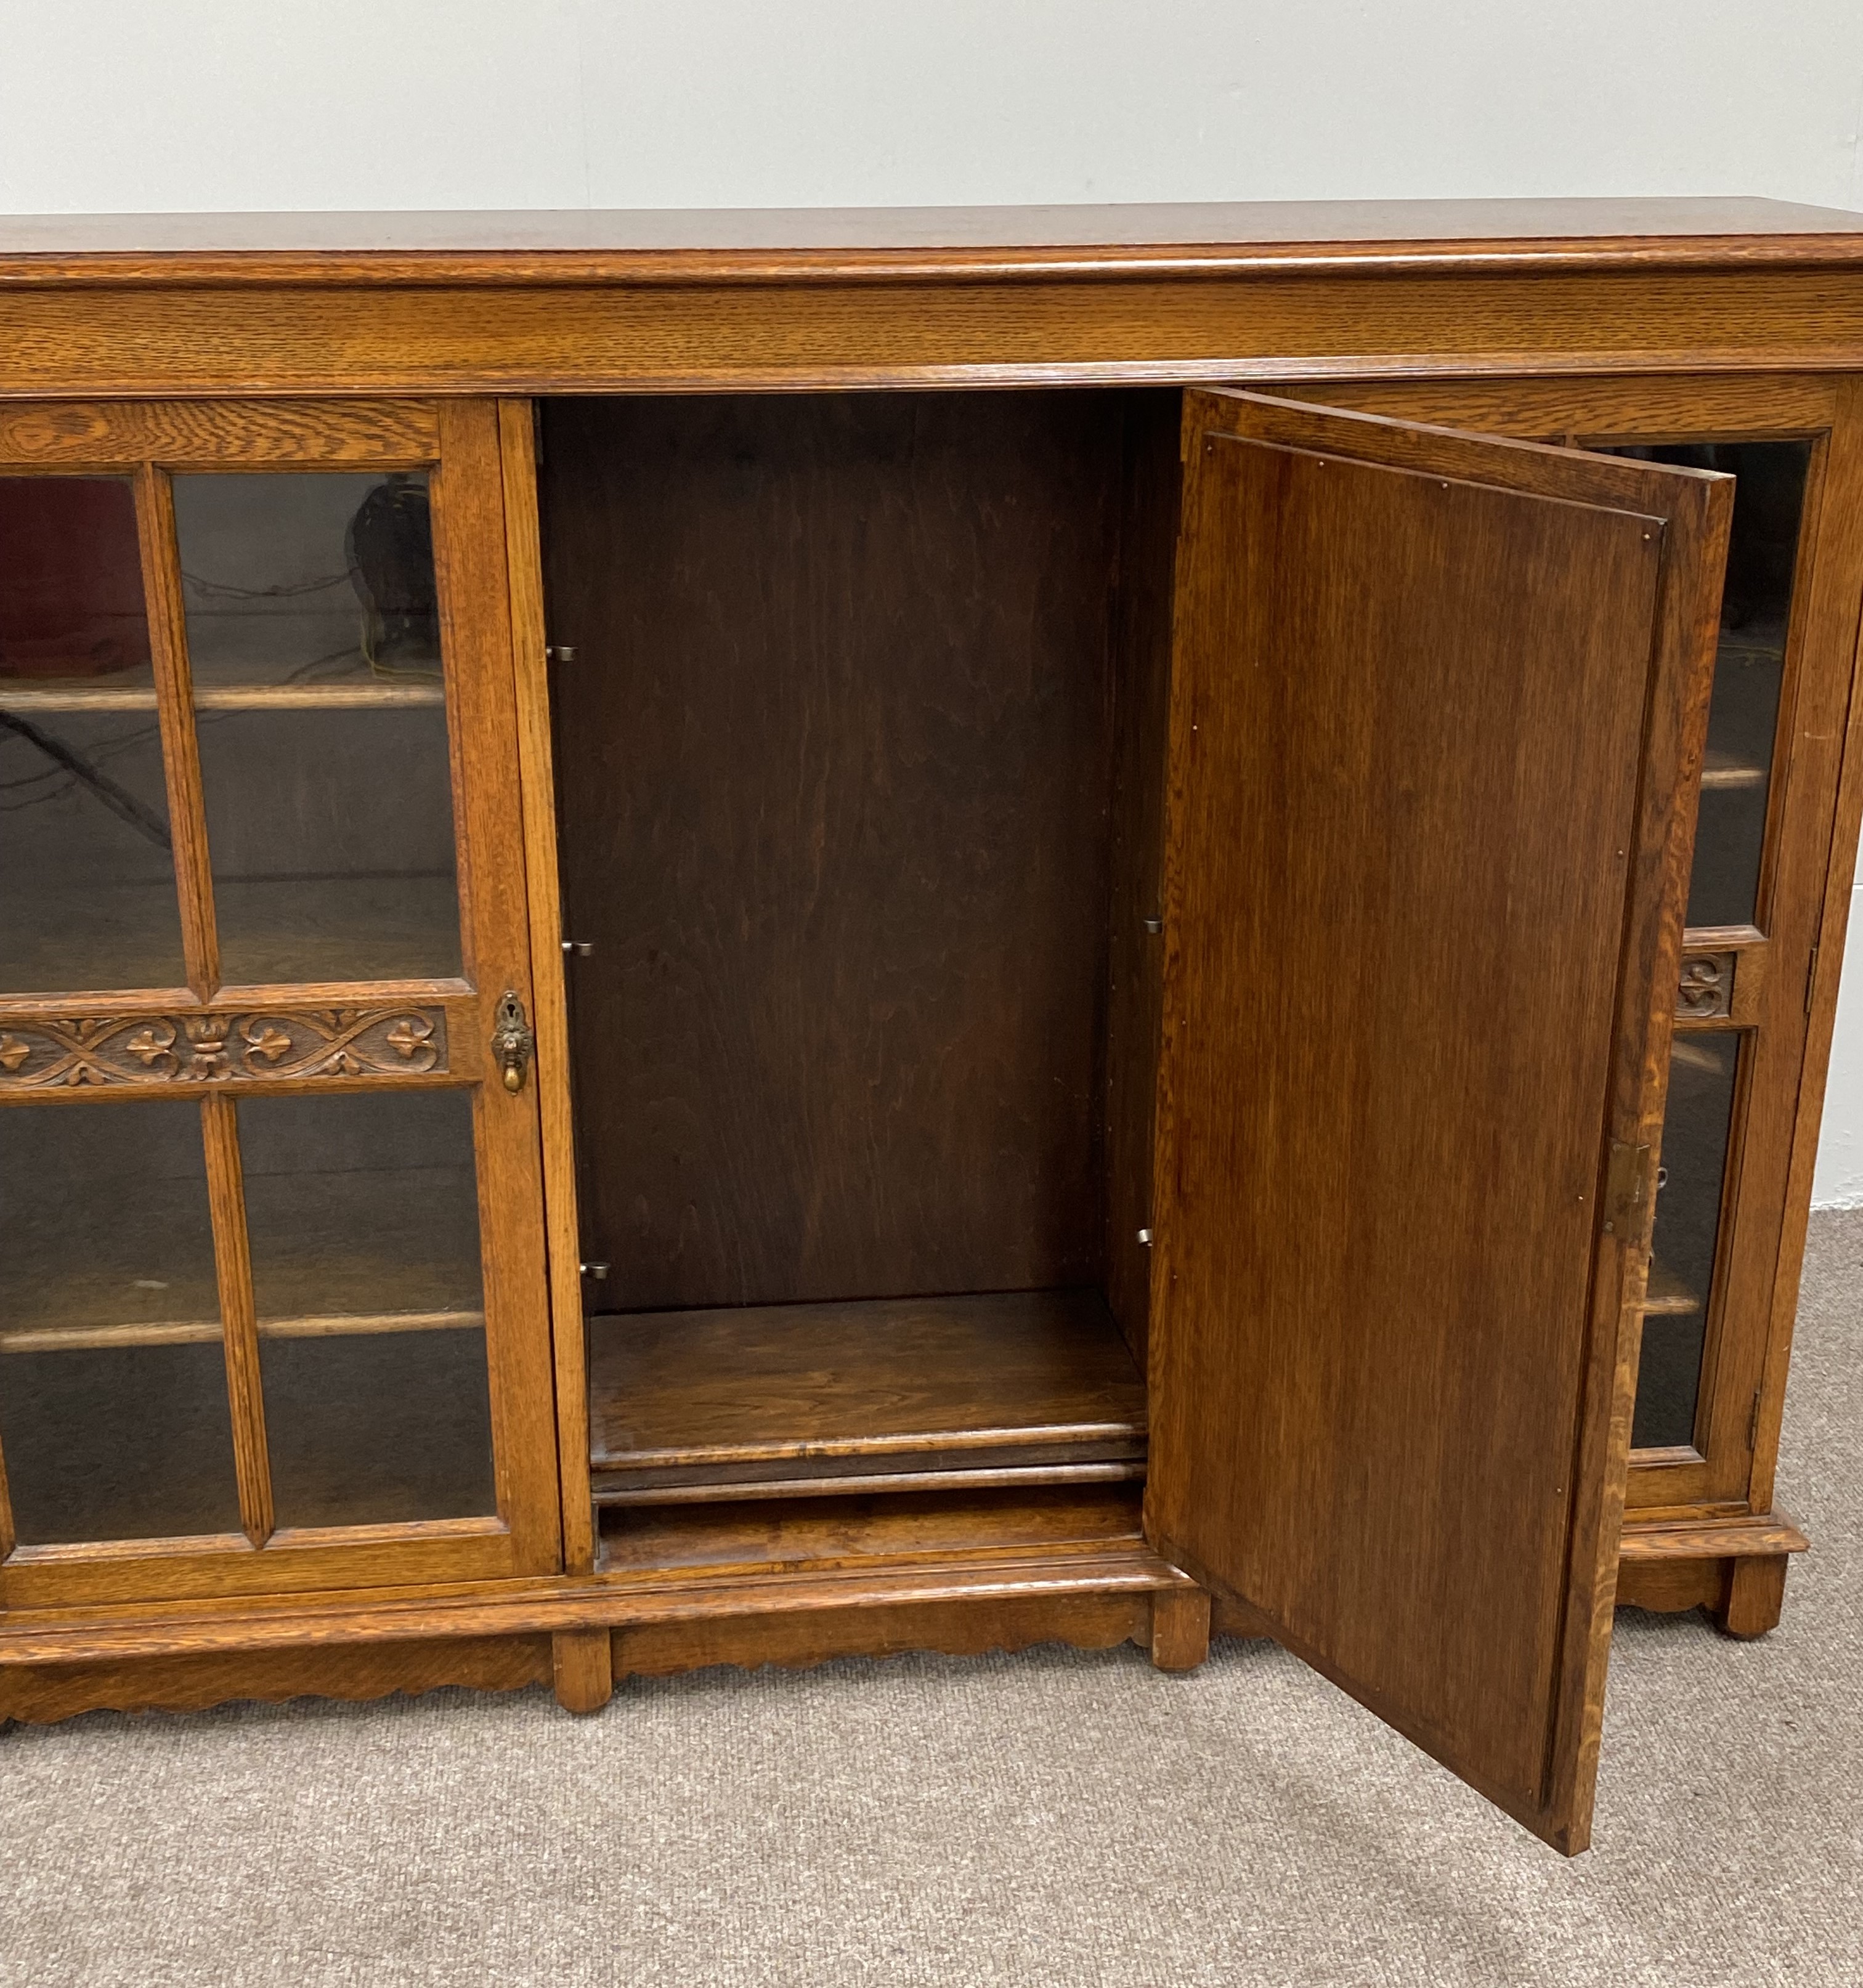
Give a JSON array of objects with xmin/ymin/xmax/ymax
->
[
  {"xmin": 1147, "ymin": 390, "xmax": 1730, "ymax": 1851},
  {"xmin": 0, "ymin": 400, "xmax": 560, "ymax": 1609}
]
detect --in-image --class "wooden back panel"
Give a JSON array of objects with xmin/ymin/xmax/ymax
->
[{"xmin": 543, "ymin": 393, "xmax": 1124, "ymax": 1312}]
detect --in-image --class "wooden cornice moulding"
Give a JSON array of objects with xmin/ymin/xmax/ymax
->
[{"xmin": 2, "ymin": 199, "xmax": 1863, "ymax": 289}]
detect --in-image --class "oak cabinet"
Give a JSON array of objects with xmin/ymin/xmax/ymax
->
[{"xmin": 2, "ymin": 199, "xmax": 1861, "ymax": 1856}]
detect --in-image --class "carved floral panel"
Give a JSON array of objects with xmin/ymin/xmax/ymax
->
[
  {"xmin": 1676, "ymin": 951, "xmax": 1737, "ymax": 1022},
  {"xmin": 0, "ymin": 1008, "xmax": 448, "ymax": 1090}
]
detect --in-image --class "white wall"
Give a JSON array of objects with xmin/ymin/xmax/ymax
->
[
  {"xmin": 3, "ymin": 1, "xmax": 1863, "ymax": 1196},
  {"xmin": 1, "ymin": 2, "xmax": 1861, "ymax": 214}
]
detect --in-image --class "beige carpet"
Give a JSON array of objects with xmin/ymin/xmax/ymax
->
[{"xmin": 4, "ymin": 1217, "xmax": 1861, "ymax": 1988}]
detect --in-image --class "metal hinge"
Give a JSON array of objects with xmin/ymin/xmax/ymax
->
[{"xmin": 1601, "ymin": 1140, "xmax": 1654, "ymax": 1240}]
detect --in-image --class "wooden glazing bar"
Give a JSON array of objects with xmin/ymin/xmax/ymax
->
[
  {"xmin": 133, "ymin": 463, "xmax": 220, "ymax": 1000},
  {"xmin": 200, "ymin": 1094, "xmax": 274, "ymax": 1548}
]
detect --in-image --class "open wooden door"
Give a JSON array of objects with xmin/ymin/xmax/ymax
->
[{"xmin": 1145, "ymin": 391, "xmax": 1732, "ymax": 1852}]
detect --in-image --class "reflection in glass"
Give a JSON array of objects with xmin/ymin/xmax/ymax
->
[
  {"xmin": 237, "ymin": 1088, "xmax": 493, "ymax": 1527},
  {"xmin": 1602, "ymin": 442, "xmax": 1810, "ymax": 929},
  {"xmin": 0, "ymin": 1099, "xmax": 240, "ymax": 1542},
  {"xmin": 1634, "ymin": 1034, "xmax": 1742, "ymax": 1451},
  {"xmin": 172, "ymin": 473, "xmax": 461, "ymax": 986},
  {"xmin": 0, "ymin": 476, "xmax": 184, "ymax": 992}
]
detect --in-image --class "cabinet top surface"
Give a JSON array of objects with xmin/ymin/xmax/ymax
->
[{"xmin": 5, "ymin": 197, "xmax": 1862, "ymax": 285}]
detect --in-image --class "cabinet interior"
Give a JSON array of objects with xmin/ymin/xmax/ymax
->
[{"xmin": 540, "ymin": 387, "xmax": 1183, "ymax": 1547}]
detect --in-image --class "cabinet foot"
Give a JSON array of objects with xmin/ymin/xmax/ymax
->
[
  {"xmin": 1713, "ymin": 1554, "xmax": 1790, "ymax": 1640},
  {"xmin": 1148, "ymin": 1586, "xmax": 1212, "ymax": 1672},
  {"xmin": 552, "ymin": 1628, "xmax": 614, "ymax": 1713}
]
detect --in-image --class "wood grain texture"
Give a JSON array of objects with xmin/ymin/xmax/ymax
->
[
  {"xmin": 1144, "ymin": 390, "xmax": 1729, "ymax": 1854},
  {"xmin": 1750, "ymin": 378, "xmax": 1863, "ymax": 1522},
  {"xmin": 0, "ymin": 1634, "xmax": 550, "ymax": 1724},
  {"xmin": 429, "ymin": 399, "xmax": 562, "ymax": 1578},
  {"xmin": 1102, "ymin": 392, "xmax": 1182, "ymax": 1366},
  {"xmin": 1267, "ymin": 374, "xmax": 1849, "ymax": 1533},
  {"xmin": 0, "ymin": 1004, "xmax": 451, "ymax": 1091},
  {"xmin": 550, "ymin": 1626, "xmax": 612, "ymax": 1712},
  {"xmin": 1617, "ymin": 1507, "xmax": 1808, "ymax": 1559},
  {"xmin": 200, "ymin": 1092, "xmax": 273, "ymax": 1548},
  {"xmin": 0, "ymin": 1522, "xmax": 519, "ymax": 1615},
  {"xmin": 6, "ymin": 272, "xmax": 1863, "ymax": 404},
  {"xmin": 1713, "ymin": 1552, "xmax": 1791, "ymax": 1637},
  {"xmin": 0, "ymin": 399, "xmax": 436, "ymax": 466},
  {"xmin": 609, "ymin": 1590, "xmax": 1153, "ymax": 1682},
  {"xmin": 598, "ymin": 1482, "xmax": 1147, "ymax": 1576},
  {"xmin": 1609, "ymin": 429, "xmax": 1827, "ymax": 1509},
  {"xmin": 497, "ymin": 397, "xmax": 594, "ymax": 1578},
  {"xmin": 545, "ymin": 392, "xmax": 1121, "ymax": 1310},
  {"xmin": 1613, "ymin": 1559, "xmax": 1726, "ymax": 1613},
  {"xmin": 588, "ymin": 1291, "xmax": 1145, "ymax": 1498},
  {"xmin": 1, "ymin": 399, "xmax": 562, "ymax": 1613},
  {"xmin": 1262, "ymin": 374, "xmax": 1841, "ymax": 443},
  {"xmin": 132, "ymin": 463, "xmax": 217, "ymax": 999},
  {"xmin": 0, "ymin": 1540, "xmax": 1186, "ymax": 1668},
  {"xmin": 1147, "ymin": 1584, "xmax": 1211, "ymax": 1673},
  {"xmin": 1, "ymin": 199, "xmax": 1861, "ymax": 288}
]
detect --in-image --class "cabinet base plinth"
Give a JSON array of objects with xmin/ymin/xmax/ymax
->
[
  {"xmin": 1615, "ymin": 1510, "xmax": 1806, "ymax": 1638},
  {"xmin": 611, "ymin": 1588, "xmax": 1158, "ymax": 1682},
  {"xmin": 0, "ymin": 1635, "xmax": 551, "ymax": 1726}
]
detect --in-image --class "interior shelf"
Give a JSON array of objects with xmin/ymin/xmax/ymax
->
[
  {"xmin": 586, "ymin": 1288, "xmax": 1148, "ymax": 1506},
  {"xmin": 1639, "ymin": 1258, "xmax": 1703, "ymax": 1317},
  {"xmin": 0, "ymin": 1307, "xmax": 485, "ymax": 1355},
  {"xmin": 0, "ymin": 682, "xmax": 443, "ymax": 713},
  {"xmin": 1699, "ymin": 749, "xmax": 1769, "ymax": 793}
]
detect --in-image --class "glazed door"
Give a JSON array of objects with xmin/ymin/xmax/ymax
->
[
  {"xmin": 1145, "ymin": 390, "xmax": 1731, "ymax": 1852},
  {"xmin": 1261, "ymin": 375, "xmax": 1863, "ymax": 1539},
  {"xmin": 0, "ymin": 399, "xmax": 561, "ymax": 1612}
]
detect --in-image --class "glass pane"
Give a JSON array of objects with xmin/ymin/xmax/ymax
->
[
  {"xmin": 172, "ymin": 472, "xmax": 461, "ymax": 986},
  {"xmin": 0, "ymin": 476, "xmax": 184, "ymax": 992},
  {"xmin": 1634, "ymin": 1033, "xmax": 1742, "ymax": 1451},
  {"xmin": 0, "ymin": 1098, "xmax": 240, "ymax": 1543},
  {"xmin": 237, "ymin": 1088, "xmax": 493, "ymax": 1527},
  {"xmin": 1601, "ymin": 442, "xmax": 1811, "ymax": 929}
]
